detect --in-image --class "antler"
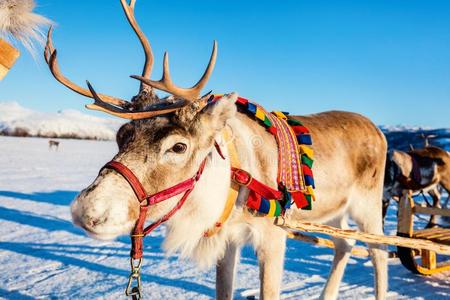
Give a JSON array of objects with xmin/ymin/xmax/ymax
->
[
  {"xmin": 44, "ymin": 26, "xmax": 127, "ymax": 107},
  {"xmin": 119, "ymin": 0, "xmax": 154, "ymax": 91},
  {"xmin": 44, "ymin": 0, "xmax": 216, "ymax": 120},
  {"xmin": 131, "ymin": 41, "xmax": 217, "ymax": 101},
  {"xmin": 85, "ymin": 81, "xmax": 187, "ymax": 120}
]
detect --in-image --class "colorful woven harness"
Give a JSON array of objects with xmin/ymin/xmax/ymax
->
[{"xmin": 212, "ymin": 95, "xmax": 316, "ymax": 216}]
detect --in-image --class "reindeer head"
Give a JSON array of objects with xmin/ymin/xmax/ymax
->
[{"xmin": 45, "ymin": 0, "xmax": 237, "ymax": 240}]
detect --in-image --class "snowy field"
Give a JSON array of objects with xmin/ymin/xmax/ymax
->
[{"xmin": 0, "ymin": 136, "xmax": 449, "ymax": 299}]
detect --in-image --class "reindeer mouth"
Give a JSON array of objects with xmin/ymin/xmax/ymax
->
[{"xmin": 71, "ymin": 205, "xmax": 134, "ymax": 241}]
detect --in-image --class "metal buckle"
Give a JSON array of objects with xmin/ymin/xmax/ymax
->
[
  {"xmin": 125, "ymin": 258, "xmax": 143, "ymax": 299},
  {"xmin": 231, "ymin": 169, "xmax": 252, "ymax": 186}
]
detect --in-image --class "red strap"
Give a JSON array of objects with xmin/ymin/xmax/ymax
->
[
  {"xmin": 231, "ymin": 167, "xmax": 283, "ymax": 200},
  {"xmin": 146, "ymin": 177, "xmax": 195, "ymax": 205},
  {"xmin": 104, "ymin": 158, "xmax": 208, "ymax": 259},
  {"xmin": 102, "ymin": 161, "xmax": 148, "ymax": 202}
]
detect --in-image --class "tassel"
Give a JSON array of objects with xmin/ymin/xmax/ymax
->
[
  {"xmin": 299, "ymin": 145, "xmax": 314, "ymax": 159},
  {"xmin": 255, "ymin": 107, "xmax": 265, "ymax": 121},
  {"xmin": 306, "ymin": 186, "xmax": 315, "ymax": 200},
  {"xmin": 304, "ymin": 175, "xmax": 315, "ymax": 187},
  {"xmin": 291, "ymin": 191, "xmax": 309, "ymax": 209},
  {"xmin": 301, "ymin": 155, "xmax": 313, "ymax": 168},
  {"xmin": 247, "ymin": 191, "xmax": 262, "ymax": 211},
  {"xmin": 267, "ymin": 126, "xmax": 277, "ymax": 135},
  {"xmin": 247, "ymin": 102, "xmax": 257, "ymax": 114},
  {"xmin": 291, "ymin": 125, "xmax": 309, "ymax": 134},
  {"xmin": 263, "ymin": 116, "xmax": 272, "ymax": 127},
  {"xmin": 302, "ymin": 164, "xmax": 313, "ymax": 177},
  {"xmin": 287, "ymin": 118, "xmax": 303, "ymax": 126},
  {"xmin": 302, "ymin": 194, "xmax": 312, "ymax": 210},
  {"xmin": 236, "ymin": 97, "xmax": 248, "ymax": 105},
  {"xmin": 297, "ymin": 134, "xmax": 312, "ymax": 145},
  {"xmin": 273, "ymin": 111, "xmax": 287, "ymax": 119}
]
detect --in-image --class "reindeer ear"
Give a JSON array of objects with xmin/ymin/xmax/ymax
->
[
  {"xmin": 116, "ymin": 122, "xmax": 135, "ymax": 149},
  {"xmin": 197, "ymin": 93, "xmax": 238, "ymax": 131}
]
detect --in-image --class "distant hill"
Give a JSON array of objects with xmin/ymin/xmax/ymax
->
[
  {"xmin": 0, "ymin": 102, "xmax": 124, "ymax": 140},
  {"xmin": 380, "ymin": 126, "xmax": 450, "ymax": 151}
]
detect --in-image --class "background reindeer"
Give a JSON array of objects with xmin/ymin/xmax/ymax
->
[
  {"xmin": 44, "ymin": 1, "xmax": 388, "ymax": 299},
  {"xmin": 383, "ymin": 146, "xmax": 450, "ymax": 227},
  {"xmin": 48, "ymin": 139, "xmax": 59, "ymax": 150}
]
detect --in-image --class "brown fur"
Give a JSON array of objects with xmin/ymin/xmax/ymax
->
[{"xmin": 383, "ymin": 146, "xmax": 450, "ymax": 226}]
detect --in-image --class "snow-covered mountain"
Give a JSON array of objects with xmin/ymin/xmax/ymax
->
[
  {"xmin": 0, "ymin": 102, "xmax": 124, "ymax": 140},
  {"xmin": 381, "ymin": 126, "xmax": 450, "ymax": 151}
]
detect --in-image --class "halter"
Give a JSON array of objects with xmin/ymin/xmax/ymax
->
[
  {"xmin": 101, "ymin": 156, "xmax": 207, "ymax": 298},
  {"xmin": 101, "ymin": 127, "xmax": 282, "ymax": 298},
  {"xmin": 100, "ymin": 136, "xmax": 235, "ymax": 298}
]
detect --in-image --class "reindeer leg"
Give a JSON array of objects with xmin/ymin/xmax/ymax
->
[
  {"xmin": 381, "ymin": 197, "xmax": 390, "ymax": 229},
  {"xmin": 319, "ymin": 217, "xmax": 355, "ymax": 300},
  {"xmin": 427, "ymin": 188, "xmax": 441, "ymax": 228},
  {"xmin": 350, "ymin": 194, "xmax": 388, "ymax": 300},
  {"xmin": 256, "ymin": 223, "xmax": 286, "ymax": 300},
  {"xmin": 216, "ymin": 242, "xmax": 240, "ymax": 300}
]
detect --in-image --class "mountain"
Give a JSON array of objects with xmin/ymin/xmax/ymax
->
[
  {"xmin": 0, "ymin": 101, "xmax": 124, "ymax": 140},
  {"xmin": 381, "ymin": 126, "xmax": 450, "ymax": 151}
]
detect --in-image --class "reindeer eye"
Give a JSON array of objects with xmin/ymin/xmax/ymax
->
[{"xmin": 171, "ymin": 143, "xmax": 187, "ymax": 153}]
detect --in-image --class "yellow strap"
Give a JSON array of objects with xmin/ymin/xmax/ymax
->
[
  {"xmin": 267, "ymin": 200, "xmax": 276, "ymax": 217},
  {"xmin": 204, "ymin": 127, "xmax": 241, "ymax": 237}
]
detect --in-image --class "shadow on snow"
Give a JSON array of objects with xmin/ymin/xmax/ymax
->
[{"xmin": 0, "ymin": 190, "xmax": 78, "ymax": 206}]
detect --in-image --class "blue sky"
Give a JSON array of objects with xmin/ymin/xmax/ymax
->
[{"xmin": 1, "ymin": 0, "xmax": 449, "ymax": 127}]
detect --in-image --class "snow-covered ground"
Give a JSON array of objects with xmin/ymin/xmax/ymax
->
[
  {"xmin": 0, "ymin": 102, "xmax": 123, "ymax": 140},
  {"xmin": 0, "ymin": 136, "xmax": 449, "ymax": 299}
]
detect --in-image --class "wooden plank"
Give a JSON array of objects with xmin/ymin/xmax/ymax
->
[
  {"xmin": 0, "ymin": 64, "xmax": 8, "ymax": 81},
  {"xmin": 286, "ymin": 231, "xmax": 398, "ymax": 258},
  {"xmin": 414, "ymin": 206, "xmax": 450, "ymax": 217},
  {"xmin": 414, "ymin": 228, "xmax": 449, "ymax": 238},
  {"xmin": 398, "ymin": 193, "xmax": 414, "ymax": 236},
  {"xmin": 413, "ymin": 229, "xmax": 450, "ymax": 245},
  {"xmin": 285, "ymin": 231, "xmax": 370, "ymax": 257},
  {"xmin": 422, "ymin": 250, "xmax": 437, "ymax": 270},
  {"xmin": 0, "ymin": 39, "xmax": 20, "ymax": 69},
  {"xmin": 276, "ymin": 218, "xmax": 450, "ymax": 255}
]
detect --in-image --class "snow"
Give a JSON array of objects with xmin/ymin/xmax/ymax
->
[
  {"xmin": 0, "ymin": 135, "xmax": 449, "ymax": 299},
  {"xmin": 0, "ymin": 102, "xmax": 124, "ymax": 140},
  {"xmin": 379, "ymin": 125, "xmax": 433, "ymax": 132}
]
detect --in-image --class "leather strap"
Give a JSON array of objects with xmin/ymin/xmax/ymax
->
[
  {"xmin": 103, "ymin": 161, "xmax": 148, "ymax": 202},
  {"xmin": 102, "ymin": 158, "xmax": 207, "ymax": 259},
  {"xmin": 204, "ymin": 128, "xmax": 240, "ymax": 237},
  {"xmin": 231, "ymin": 167, "xmax": 283, "ymax": 200}
]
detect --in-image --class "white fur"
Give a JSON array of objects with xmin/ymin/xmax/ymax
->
[{"xmin": 0, "ymin": 0, "xmax": 52, "ymax": 54}]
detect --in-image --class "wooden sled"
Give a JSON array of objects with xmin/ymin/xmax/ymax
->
[
  {"xmin": 397, "ymin": 193, "xmax": 450, "ymax": 275},
  {"xmin": 278, "ymin": 192, "xmax": 450, "ymax": 275}
]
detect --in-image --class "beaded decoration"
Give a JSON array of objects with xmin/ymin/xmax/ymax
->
[{"xmin": 211, "ymin": 95, "xmax": 316, "ymax": 216}]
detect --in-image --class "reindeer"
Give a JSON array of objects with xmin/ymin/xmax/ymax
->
[
  {"xmin": 48, "ymin": 139, "xmax": 60, "ymax": 150},
  {"xmin": 383, "ymin": 146, "xmax": 450, "ymax": 227},
  {"xmin": 44, "ymin": 1, "xmax": 388, "ymax": 299}
]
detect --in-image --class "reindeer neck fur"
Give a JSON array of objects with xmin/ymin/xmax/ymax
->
[{"xmin": 162, "ymin": 110, "xmax": 278, "ymax": 268}]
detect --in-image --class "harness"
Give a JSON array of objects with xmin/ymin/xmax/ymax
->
[{"xmin": 101, "ymin": 96, "xmax": 315, "ymax": 299}]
